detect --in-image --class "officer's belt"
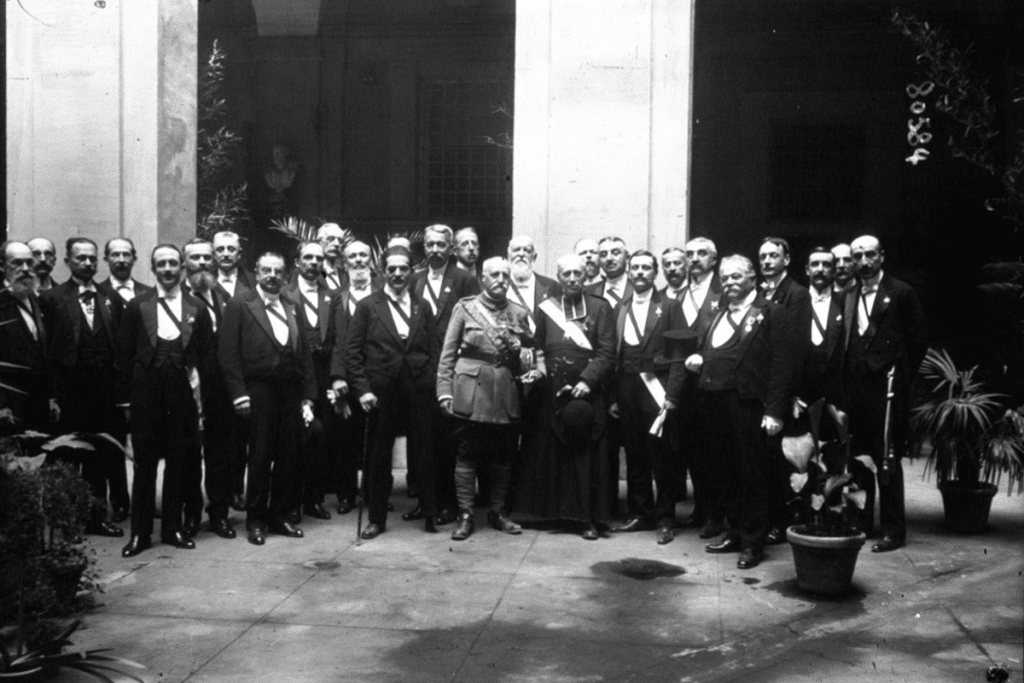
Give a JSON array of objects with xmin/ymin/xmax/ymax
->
[{"xmin": 459, "ymin": 349, "xmax": 513, "ymax": 367}]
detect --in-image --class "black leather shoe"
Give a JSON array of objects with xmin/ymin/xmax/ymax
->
[
  {"xmin": 181, "ymin": 516, "xmax": 200, "ymax": 538},
  {"xmin": 434, "ymin": 509, "xmax": 456, "ymax": 526},
  {"xmin": 111, "ymin": 506, "xmax": 130, "ymax": 523},
  {"xmin": 161, "ymin": 531, "xmax": 196, "ymax": 549},
  {"xmin": 337, "ymin": 498, "xmax": 353, "ymax": 514},
  {"xmin": 737, "ymin": 547, "xmax": 763, "ymax": 569},
  {"xmin": 705, "ymin": 537, "xmax": 741, "ymax": 554},
  {"xmin": 699, "ymin": 520, "xmax": 724, "ymax": 539},
  {"xmin": 285, "ymin": 508, "xmax": 301, "ymax": 525},
  {"xmin": 402, "ymin": 506, "xmax": 426, "ymax": 521},
  {"xmin": 487, "ymin": 511, "xmax": 522, "ymax": 535},
  {"xmin": 121, "ymin": 535, "xmax": 151, "ymax": 558},
  {"xmin": 765, "ymin": 527, "xmax": 786, "ymax": 545},
  {"xmin": 407, "ymin": 486, "xmax": 420, "ymax": 499},
  {"xmin": 211, "ymin": 518, "xmax": 236, "ymax": 539},
  {"xmin": 451, "ymin": 511, "xmax": 474, "ymax": 541},
  {"xmin": 248, "ymin": 527, "xmax": 265, "ymax": 545},
  {"xmin": 680, "ymin": 515, "xmax": 704, "ymax": 529},
  {"xmin": 656, "ymin": 525, "xmax": 674, "ymax": 545},
  {"xmin": 303, "ymin": 503, "xmax": 331, "ymax": 520},
  {"xmin": 424, "ymin": 517, "xmax": 438, "ymax": 533},
  {"xmin": 871, "ymin": 535, "xmax": 904, "ymax": 553},
  {"xmin": 270, "ymin": 521, "xmax": 304, "ymax": 538},
  {"xmin": 360, "ymin": 522, "xmax": 383, "ymax": 540},
  {"xmin": 582, "ymin": 524, "xmax": 600, "ymax": 541},
  {"xmin": 86, "ymin": 521, "xmax": 125, "ymax": 538},
  {"xmin": 231, "ymin": 494, "xmax": 246, "ymax": 512},
  {"xmin": 611, "ymin": 517, "xmax": 655, "ymax": 533}
]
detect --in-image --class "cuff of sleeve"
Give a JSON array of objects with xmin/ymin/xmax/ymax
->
[
  {"xmin": 116, "ymin": 403, "xmax": 129, "ymax": 408},
  {"xmin": 438, "ymin": 395, "xmax": 453, "ymax": 403},
  {"xmin": 233, "ymin": 396, "xmax": 250, "ymax": 406}
]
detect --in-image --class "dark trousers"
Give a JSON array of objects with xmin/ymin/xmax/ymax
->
[
  {"xmin": 847, "ymin": 369, "xmax": 907, "ymax": 540},
  {"xmin": 198, "ymin": 375, "xmax": 235, "ymax": 521},
  {"xmin": 452, "ymin": 419, "xmax": 518, "ymax": 513},
  {"xmin": 246, "ymin": 376, "xmax": 302, "ymax": 528},
  {"xmin": 677, "ymin": 382, "xmax": 712, "ymax": 522},
  {"xmin": 57, "ymin": 360, "xmax": 120, "ymax": 524},
  {"xmin": 129, "ymin": 362, "xmax": 199, "ymax": 539},
  {"xmin": 433, "ymin": 409, "xmax": 458, "ymax": 513},
  {"xmin": 108, "ymin": 411, "xmax": 131, "ymax": 512},
  {"xmin": 298, "ymin": 396, "xmax": 337, "ymax": 505},
  {"xmin": 334, "ymin": 396, "xmax": 364, "ymax": 504},
  {"xmin": 365, "ymin": 365, "xmax": 435, "ymax": 526},
  {"xmin": 698, "ymin": 389, "xmax": 771, "ymax": 551},
  {"xmin": 231, "ymin": 417, "xmax": 249, "ymax": 497},
  {"xmin": 618, "ymin": 372, "xmax": 676, "ymax": 525}
]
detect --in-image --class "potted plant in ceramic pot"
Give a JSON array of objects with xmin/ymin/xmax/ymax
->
[
  {"xmin": 1, "ymin": 431, "xmax": 96, "ymax": 658},
  {"xmin": 784, "ymin": 398, "xmax": 875, "ymax": 596},
  {"xmin": 909, "ymin": 348, "xmax": 1024, "ymax": 532}
]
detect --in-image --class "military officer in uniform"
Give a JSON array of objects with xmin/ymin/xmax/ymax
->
[{"xmin": 437, "ymin": 257, "xmax": 543, "ymax": 541}]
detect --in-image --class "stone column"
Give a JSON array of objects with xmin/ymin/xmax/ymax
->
[
  {"xmin": 512, "ymin": 0, "xmax": 695, "ymax": 273},
  {"xmin": 6, "ymin": 0, "xmax": 196, "ymax": 283}
]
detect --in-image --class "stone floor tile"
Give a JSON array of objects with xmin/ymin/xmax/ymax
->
[
  {"xmin": 188, "ymin": 622, "xmax": 474, "ymax": 683},
  {"xmin": 491, "ymin": 573, "xmax": 724, "ymax": 646},
  {"xmin": 70, "ymin": 614, "xmax": 252, "ymax": 683},
  {"xmin": 264, "ymin": 565, "xmax": 512, "ymax": 630},
  {"xmin": 99, "ymin": 557, "xmax": 316, "ymax": 620}
]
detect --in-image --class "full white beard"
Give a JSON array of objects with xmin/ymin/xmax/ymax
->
[
  {"xmin": 511, "ymin": 261, "xmax": 533, "ymax": 281},
  {"xmin": 348, "ymin": 266, "xmax": 372, "ymax": 286}
]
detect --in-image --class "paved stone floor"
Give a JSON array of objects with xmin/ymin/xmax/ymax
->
[{"xmin": 73, "ymin": 457, "xmax": 1023, "ymax": 683}]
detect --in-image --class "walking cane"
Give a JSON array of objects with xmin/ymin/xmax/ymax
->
[
  {"xmin": 880, "ymin": 365, "xmax": 897, "ymax": 486},
  {"xmin": 355, "ymin": 412, "xmax": 370, "ymax": 545}
]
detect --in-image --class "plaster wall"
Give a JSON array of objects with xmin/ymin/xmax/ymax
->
[
  {"xmin": 513, "ymin": 0, "xmax": 695, "ymax": 274},
  {"xmin": 6, "ymin": 0, "xmax": 196, "ymax": 284}
]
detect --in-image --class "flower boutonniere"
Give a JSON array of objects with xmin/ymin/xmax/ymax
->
[
  {"xmin": 836, "ymin": 314, "xmax": 843, "ymax": 322},
  {"xmin": 187, "ymin": 315, "xmax": 196, "ymax": 325},
  {"xmin": 882, "ymin": 296, "xmax": 891, "ymax": 307},
  {"xmin": 444, "ymin": 286, "xmax": 451, "ymax": 294},
  {"xmin": 654, "ymin": 306, "xmax": 663, "ymax": 318},
  {"xmin": 709, "ymin": 300, "xmax": 719, "ymax": 311},
  {"xmin": 745, "ymin": 312, "xmax": 764, "ymax": 333}
]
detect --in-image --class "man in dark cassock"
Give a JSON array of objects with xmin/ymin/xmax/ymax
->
[{"xmin": 515, "ymin": 254, "xmax": 616, "ymax": 539}]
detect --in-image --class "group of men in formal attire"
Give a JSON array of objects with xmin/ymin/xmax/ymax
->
[{"xmin": 0, "ymin": 222, "xmax": 924, "ymax": 570}]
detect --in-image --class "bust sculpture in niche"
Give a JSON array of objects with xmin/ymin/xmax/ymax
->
[{"xmin": 264, "ymin": 144, "xmax": 297, "ymax": 194}]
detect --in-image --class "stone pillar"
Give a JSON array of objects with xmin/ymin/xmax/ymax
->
[
  {"xmin": 513, "ymin": 0, "xmax": 695, "ymax": 274},
  {"xmin": 6, "ymin": 0, "xmax": 196, "ymax": 283}
]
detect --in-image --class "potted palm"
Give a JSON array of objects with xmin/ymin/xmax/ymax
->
[
  {"xmin": 910, "ymin": 348, "xmax": 1024, "ymax": 532},
  {"xmin": 784, "ymin": 398, "xmax": 875, "ymax": 596},
  {"xmin": 0, "ymin": 431, "xmax": 98, "ymax": 660}
]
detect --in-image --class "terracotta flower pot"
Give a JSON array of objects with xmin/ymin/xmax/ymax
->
[
  {"xmin": 786, "ymin": 525, "xmax": 866, "ymax": 596},
  {"xmin": 938, "ymin": 481, "xmax": 998, "ymax": 533}
]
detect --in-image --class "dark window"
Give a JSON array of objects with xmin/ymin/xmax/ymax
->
[
  {"xmin": 419, "ymin": 79, "xmax": 512, "ymax": 222},
  {"xmin": 768, "ymin": 123, "xmax": 865, "ymax": 222}
]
